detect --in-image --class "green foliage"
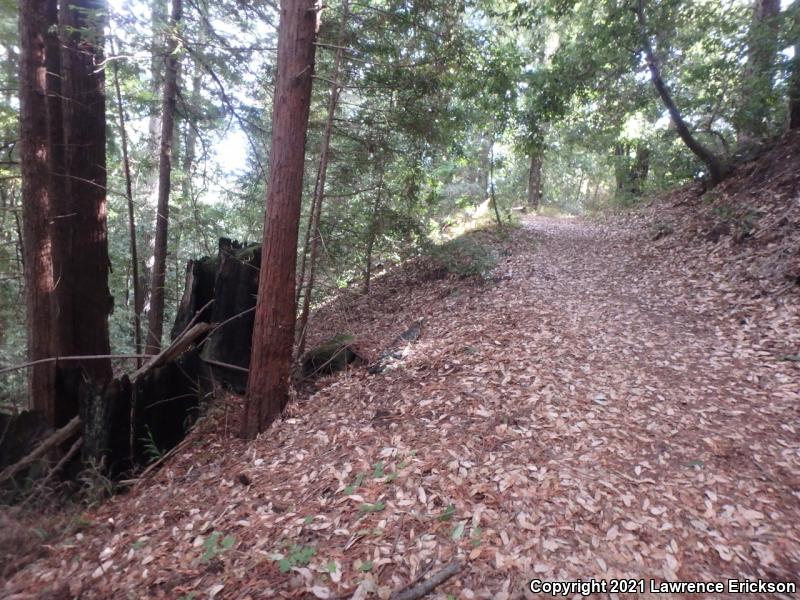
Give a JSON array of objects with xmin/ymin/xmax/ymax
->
[
  {"xmin": 1, "ymin": 0, "xmax": 793, "ymax": 410},
  {"xmin": 439, "ymin": 504, "xmax": 456, "ymax": 522},
  {"xmin": 358, "ymin": 560, "xmax": 374, "ymax": 572},
  {"xmin": 140, "ymin": 426, "xmax": 164, "ymax": 464},
  {"xmin": 358, "ymin": 502, "xmax": 385, "ymax": 514},
  {"xmin": 342, "ymin": 473, "xmax": 365, "ymax": 496},
  {"xmin": 200, "ymin": 532, "xmax": 236, "ymax": 563},
  {"xmin": 276, "ymin": 544, "xmax": 316, "ymax": 573}
]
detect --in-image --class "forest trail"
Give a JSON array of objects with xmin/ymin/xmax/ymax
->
[{"xmin": 5, "ymin": 215, "xmax": 800, "ymax": 599}]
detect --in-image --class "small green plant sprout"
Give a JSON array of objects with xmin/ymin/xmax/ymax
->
[
  {"xmin": 140, "ymin": 425, "xmax": 164, "ymax": 464},
  {"xmin": 451, "ymin": 520, "xmax": 467, "ymax": 541},
  {"xmin": 470, "ymin": 527, "xmax": 483, "ymax": 547},
  {"xmin": 200, "ymin": 532, "xmax": 236, "ymax": 563},
  {"xmin": 343, "ymin": 473, "xmax": 365, "ymax": 495},
  {"xmin": 372, "ymin": 461, "xmax": 385, "ymax": 478},
  {"xmin": 275, "ymin": 545, "xmax": 316, "ymax": 573},
  {"xmin": 358, "ymin": 559, "xmax": 374, "ymax": 572},
  {"xmin": 303, "ymin": 515, "xmax": 314, "ymax": 525},
  {"xmin": 358, "ymin": 502, "xmax": 385, "ymax": 515},
  {"xmin": 439, "ymin": 504, "xmax": 456, "ymax": 522}
]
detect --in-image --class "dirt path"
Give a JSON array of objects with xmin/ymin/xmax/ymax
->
[
  {"xmin": 4, "ymin": 216, "xmax": 799, "ymax": 599},
  {"xmin": 500, "ymin": 217, "xmax": 800, "ymax": 594}
]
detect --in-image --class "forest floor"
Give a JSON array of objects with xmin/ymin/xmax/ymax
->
[{"xmin": 3, "ymin": 135, "xmax": 800, "ymax": 599}]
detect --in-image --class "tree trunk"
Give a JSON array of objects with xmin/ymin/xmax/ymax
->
[
  {"xmin": 362, "ymin": 162, "xmax": 385, "ymax": 295},
  {"xmin": 241, "ymin": 0, "xmax": 319, "ymax": 439},
  {"xmin": 296, "ymin": 0, "xmax": 349, "ymax": 360},
  {"xmin": 52, "ymin": 0, "xmax": 113, "ymax": 413},
  {"xmin": 630, "ymin": 144, "xmax": 650, "ymax": 195},
  {"xmin": 735, "ymin": 0, "xmax": 780, "ymax": 145},
  {"xmin": 635, "ymin": 0, "xmax": 727, "ymax": 186},
  {"xmin": 143, "ymin": 0, "xmax": 169, "ymax": 200},
  {"xmin": 19, "ymin": 0, "xmax": 57, "ymax": 423},
  {"xmin": 614, "ymin": 143, "xmax": 629, "ymax": 193},
  {"xmin": 790, "ymin": 41, "xmax": 800, "ymax": 129},
  {"xmin": 110, "ymin": 38, "xmax": 144, "ymax": 367},
  {"xmin": 489, "ymin": 141, "xmax": 503, "ymax": 229},
  {"xmin": 526, "ymin": 152, "xmax": 543, "ymax": 211},
  {"xmin": 147, "ymin": 0, "xmax": 183, "ymax": 354}
]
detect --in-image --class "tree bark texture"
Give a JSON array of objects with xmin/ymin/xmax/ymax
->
[
  {"xmin": 52, "ymin": 0, "xmax": 113, "ymax": 412},
  {"xmin": 242, "ymin": 0, "xmax": 319, "ymax": 439},
  {"xmin": 362, "ymin": 162, "xmax": 385, "ymax": 295},
  {"xmin": 19, "ymin": 0, "xmax": 57, "ymax": 423},
  {"xmin": 526, "ymin": 152, "xmax": 543, "ymax": 211},
  {"xmin": 296, "ymin": 0, "xmax": 349, "ymax": 359},
  {"xmin": 147, "ymin": 0, "xmax": 183, "ymax": 353}
]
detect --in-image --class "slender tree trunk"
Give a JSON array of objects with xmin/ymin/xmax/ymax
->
[
  {"xmin": 242, "ymin": 0, "xmax": 319, "ymax": 439},
  {"xmin": 183, "ymin": 1, "xmax": 206, "ymax": 215},
  {"xmin": 296, "ymin": 0, "xmax": 349, "ymax": 359},
  {"xmin": 489, "ymin": 141, "xmax": 503, "ymax": 229},
  {"xmin": 295, "ymin": 176, "xmax": 319, "ymax": 310},
  {"xmin": 526, "ymin": 152, "xmax": 543, "ymax": 211},
  {"xmin": 635, "ymin": 0, "xmax": 727, "ymax": 185},
  {"xmin": 630, "ymin": 144, "xmax": 650, "ymax": 195},
  {"xmin": 19, "ymin": 0, "xmax": 57, "ymax": 422},
  {"xmin": 52, "ymin": 0, "xmax": 113, "ymax": 406},
  {"xmin": 735, "ymin": 0, "xmax": 780, "ymax": 145},
  {"xmin": 147, "ymin": 0, "xmax": 182, "ymax": 353},
  {"xmin": 790, "ymin": 41, "xmax": 800, "ymax": 129},
  {"xmin": 110, "ymin": 38, "xmax": 144, "ymax": 367},
  {"xmin": 590, "ymin": 181, "xmax": 601, "ymax": 205},
  {"xmin": 143, "ymin": 0, "xmax": 169, "ymax": 198},
  {"xmin": 362, "ymin": 163, "xmax": 385, "ymax": 295}
]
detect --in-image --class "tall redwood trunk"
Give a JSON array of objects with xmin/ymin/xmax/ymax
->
[
  {"xmin": 526, "ymin": 152, "xmax": 543, "ymax": 211},
  {"xmin": 242, "ymin": 0, "xmax": 319, "ymax": 439},
  {"xmin": 147, "ymin": 0, "xmax": 182, "ymax": 353},
  {"xmin": 52, "ymin": 0, "xmax": 113, "ymax": 403},
  {"xmin": 296, "ymin": 0, "xmax": 349, "ymax": 359},
  {"xmin": 19, "ymin": 0, "xmax": 57, "ymax": 422}
]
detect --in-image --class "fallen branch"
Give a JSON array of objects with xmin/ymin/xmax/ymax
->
[
  {"xmin": 132, "ymin": 322, "xmax": 213, "ymax": 381},
  {"xmin": 0, "ymin": 354, "xmax": 151, "ymax": 377},
  {"xmin": 201, "ymin": 358, "xmax": 250, "ymax": 374},
  {"xmin": 390, "ymin": 559, "xmax": 462, "ymax": 600},
  {"xmin": 24, "ymin": 436, "xmax": 83, "ymax": 505},
  {"xmin": 0, "ymin": 416, "xmax": 82, "ymax": 483}
]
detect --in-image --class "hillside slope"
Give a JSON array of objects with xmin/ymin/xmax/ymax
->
[{"xmin": 3, "ymin": 156, "xmax": 800, "ymax": 598}]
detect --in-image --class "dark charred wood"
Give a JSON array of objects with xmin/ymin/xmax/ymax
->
[
  {"xmin": 80, "ymin": 374, "xmax": 132, "ymax": 476},
  {"xmin": 172, "ymin": 238, "xmax": 261, "ymax": 393}
]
